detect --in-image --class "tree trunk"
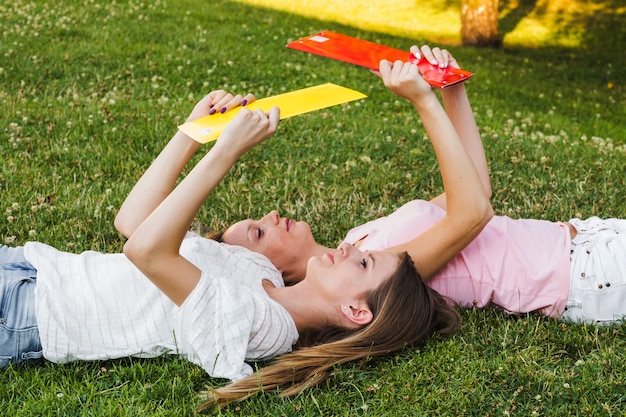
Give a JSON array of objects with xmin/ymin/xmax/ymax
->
[{"xmin": 461, "ymin": 0, "xmax": 501, "ymax": 47}]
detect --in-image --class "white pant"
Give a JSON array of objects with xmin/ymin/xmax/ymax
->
[{"xmin": 563, "ymin": 217, "xmax": 626, "ymax": 324}]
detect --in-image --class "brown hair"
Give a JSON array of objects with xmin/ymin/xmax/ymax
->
[
  {"xmin": 205, "ymin": 229, "xmax": 225, "ymax": 242},
  {"xmin": 197, "ymin": 252, "xmax": 461, "ymax": 410}
]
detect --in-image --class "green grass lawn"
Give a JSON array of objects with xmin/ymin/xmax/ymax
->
[{"xmin": 1, "ymin": 0, "xmax": 625, "ymax": 415}]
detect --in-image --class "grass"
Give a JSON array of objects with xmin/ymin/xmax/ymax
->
[{"xmin": 1, "ymin": 0, "xmax": 625, "ymax": 415}]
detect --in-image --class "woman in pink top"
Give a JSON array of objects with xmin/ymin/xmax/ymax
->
[{"xmin": 221, "ymin": 45, "xmax": 626, "ymax": 326}]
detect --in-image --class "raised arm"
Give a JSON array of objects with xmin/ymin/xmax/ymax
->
[
  {"xmin": 123, "ymin": 105, "xmax": 280, "ymax": 306},
  {"xmin": 377, "ymin": 60, "xmax": 493, "ymax": 280},
  {"xmin": 411, "ymin": 45, "xmax": 492, "ymax": 209},
  {"xmin": 114, "ymin": 91, "xmax": 255, "ymax": 238}
]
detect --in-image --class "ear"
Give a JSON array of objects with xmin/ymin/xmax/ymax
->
[{"xmin": 341, "ymin": 304, "xmax": 373, "ymax": 327}]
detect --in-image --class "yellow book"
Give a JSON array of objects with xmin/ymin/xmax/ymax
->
[{"xmin": 178, "ymin": 83, "xmax": 366, "ymax": 143}]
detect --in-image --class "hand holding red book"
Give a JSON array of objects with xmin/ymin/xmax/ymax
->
[{"xmin": 287, "ymin": 30, "xmax": 473, "ymax": 88}]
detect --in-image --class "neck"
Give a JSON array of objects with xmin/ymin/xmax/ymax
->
[
  {"xmin": 266, "ymin": 282, "xmax": 332, "ymax": 332},
  {"xmin": 281, "ymin": 242, "xmax": 330, "ymax": 284}
]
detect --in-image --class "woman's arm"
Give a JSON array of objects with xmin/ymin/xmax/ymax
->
[
  {"xmin": 123, "ymin": 106, "xmax": 280, "ymax": 306},
  {"xmin": 411, "ymin": 46, "xmax": 492, "ymax": 208},
  {"xmin": 377, "ymin": 60, "xmax": 493, "ymax": 280},
  {"xmin": 115, "ymin": 91, "xmax": 254, "ymax": 238}
]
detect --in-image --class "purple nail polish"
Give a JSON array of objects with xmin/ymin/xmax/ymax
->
[
  {"xmin": 241, "ymin": 99, "xmax": 248, "ymax": 106},
  {"xmin": 220, "ymin": 107, "xmax": 227, "ymax": 113},
  {"xmin": 209, "ymin": 108, "xmax": 216, "ymax": 115}
]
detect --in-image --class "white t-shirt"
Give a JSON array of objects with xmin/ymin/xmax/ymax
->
[{"xmin": 23, "ymin": 233, "xmax": 298, "ymax": 380}]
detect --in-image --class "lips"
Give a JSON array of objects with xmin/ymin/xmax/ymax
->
[
  {"xmin": 285, "ymin": 218, "xmax": 291, "ymax": 231},
  {"xmin": 326, "ymin": 253, "xmax": 335, "ymax": 264}
]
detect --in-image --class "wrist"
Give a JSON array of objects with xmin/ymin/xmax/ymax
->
[
  {"xmin": 173, "ymin": 129, "xmax": 202, "ymax": 150},
  {"xmin": 410, "ymin": 92, "xmax": 440, "ymax": 111},
  {"xmin": 440, "ymin": 83, "xmax": 466, "ymax": 100}
]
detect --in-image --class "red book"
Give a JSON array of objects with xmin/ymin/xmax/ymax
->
[{"xmin": 287, "ymin": 30, "xmax": 473, "ymax": 88}]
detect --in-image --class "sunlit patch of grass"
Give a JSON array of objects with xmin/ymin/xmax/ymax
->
[
  {"xmin": 501, "ymin": 0, "xmax": 607, "ymax": 47},
  {"xmin": 234, "ymin": 0, "xmax": 462, "ymax": 44},
  {"xmin": 234, "ymin": 0, "xmax": 619, "ymax": 48}
]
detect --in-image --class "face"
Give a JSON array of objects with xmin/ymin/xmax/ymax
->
[
  {"xmin": 222, "ymin": 210, "xmax": 318, "ymax": 274},
  {"xmin": 305, "ymin": 243, "xmax": 401, "ymax": 304}
]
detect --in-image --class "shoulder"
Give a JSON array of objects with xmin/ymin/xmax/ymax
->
[{"xmin": 181, "ymin": 235, "xmax": 283, "ymax": 286}]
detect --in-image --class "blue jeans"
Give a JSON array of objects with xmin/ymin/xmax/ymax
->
[{"xmin": 0, "ymin": 245, "xmax": 43, "ymax": 366}]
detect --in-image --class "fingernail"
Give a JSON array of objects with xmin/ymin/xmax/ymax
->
[
  {"xmin": 241, "ymin": 99, "xmax": 248, "ymax": 106},
  {"xmin": 210, "ymin": 104, "xmax": 214, "ymax": 109},
  {"xmin": 219, "ymin": 107, "xmax": 227, "ymax": 113},
  {"xmin": 209, "ymin": 108, "xmax": 217, "ymax": 115}
]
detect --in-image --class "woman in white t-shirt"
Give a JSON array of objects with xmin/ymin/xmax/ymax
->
[{"xmin": 1, "ymin": 87, "xmax": 461, "ymax": 403}]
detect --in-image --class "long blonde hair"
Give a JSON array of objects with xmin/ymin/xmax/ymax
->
[{"xmin": 197, "ymin": 252, "xmax": 461, "ymax": 410}]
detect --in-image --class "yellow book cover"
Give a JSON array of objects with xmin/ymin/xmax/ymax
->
[{"xmin": 178, "ymin": 83, "xmax": 366, "ymax": 143}]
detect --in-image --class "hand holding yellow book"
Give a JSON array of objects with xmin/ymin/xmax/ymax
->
[{"xmin": 178, "ymin": 83, "xmax": 366, "ymax": 144}]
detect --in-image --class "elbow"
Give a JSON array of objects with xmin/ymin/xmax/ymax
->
[
  {"xmin": 461, "ymin": 203, "xmax": 493, "ymax": 244},
  {"xmin": 122, "ymin": 238, "xmax": 141, "ymax": 265},
  {"xmin": 475, "ymin": 198, "xmax": 494, "ymax": 231},
  {"xmin": 123, "ymin": 234, "xmax": 157, "ymax": 271},
  {"xmin": 484, "ymin": 182, "xmax": 493, "ymax": 200},
  {"xmin": 114, "ymin": 216, "xmax": 132, "ymax": 239}
]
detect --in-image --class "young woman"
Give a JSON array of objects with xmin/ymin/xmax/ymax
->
[
  {"xmin": 221, "ymin": 45, "xmax": 626, "ymax": 326},
  {"xmin": 1, "ymin": 85, "xmax": 460, "ymax": 399},
  {"xmin": 193, "ymin": 52, "xmax": 493, "ymax": 408}
]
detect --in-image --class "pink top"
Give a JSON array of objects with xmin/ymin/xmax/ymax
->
[{"xmin": 342, "ymin": 200, "xmax": 572, "ymax": 318}]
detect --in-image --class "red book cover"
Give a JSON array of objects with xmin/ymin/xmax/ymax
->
[{"xmin": 287, "ymin": 30, "xmax": 473, "ymax": 88}]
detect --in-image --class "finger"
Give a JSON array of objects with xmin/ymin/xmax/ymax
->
[
  {"xmin": 419, "ymin": 45, "xmax": 439, "ymax": 67},
  {"xmin": 441, "ymin": 49, "xmax": 460, "ymax": 69},
  {"xmin": 267, "ymin": 107, "xmax": 280, "ymax": 132},
  {"xmin": 409, "ymin": 45, "xmax": 421, "ymax": 60},
  {"xmin": 207, "ymin": 90, "xmax": 228, "ymax": 107},
  {"xmin": 241, "ymin": 93, "xmax": 256, "ymax": 107},
  {"xmin": 390, "ymin": 60, "xmax": 405, "ymax": 82},
  {"xmin": 377, "ymin": 59, "xmax": 392, "ymax": 78},
  {"xmin": 436, "ymin": 49, "xmax": 455, "ymax": 68},
  {"xmin": 208, "ymin": 93, "xmax": 234, "ymax": 115},
  {"xmin": 216, "ymin": 94, "xmax": 242, "ymax": 114},
  {"xmin": 254, "ymin": 108, "xmax": 267, "ymax": 117},
  {"xmin": 431, "ymin": 47, "xmax": 447, "ymax": 68},
  {"xmin": 438, "ymin": 49, "xmax": 451, "ymax": 68},
  {"xmin": 377, "ymin": 59, "xmax": 393, "ymax": 85}
]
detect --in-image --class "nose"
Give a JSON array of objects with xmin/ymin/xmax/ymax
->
[
  {"xmin": 338, "ymin": 242, "xmax": 357, "ymax": 259},
  {"xmin": 262, "ymin": 210, "xmax": 280, "ymax": 225}
]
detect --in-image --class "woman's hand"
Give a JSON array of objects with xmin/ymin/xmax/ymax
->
[
  {"xmin": 213, "ymin": 107, "xmax": 281, "ymax": 160},
  {"xmin": 411, "ymin": 45, "xmax": 460, "ymax": 69},
  {"xmin": 116, "ymin": 89, "xmax": 257, "ymax": 239},
  {"xmin": 186, "ymin": 90, "xmax": 256, "ymax": 122},
  {"xmin": 377, "ymin": 59, "xmax": 435, "ymax": 104}
]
